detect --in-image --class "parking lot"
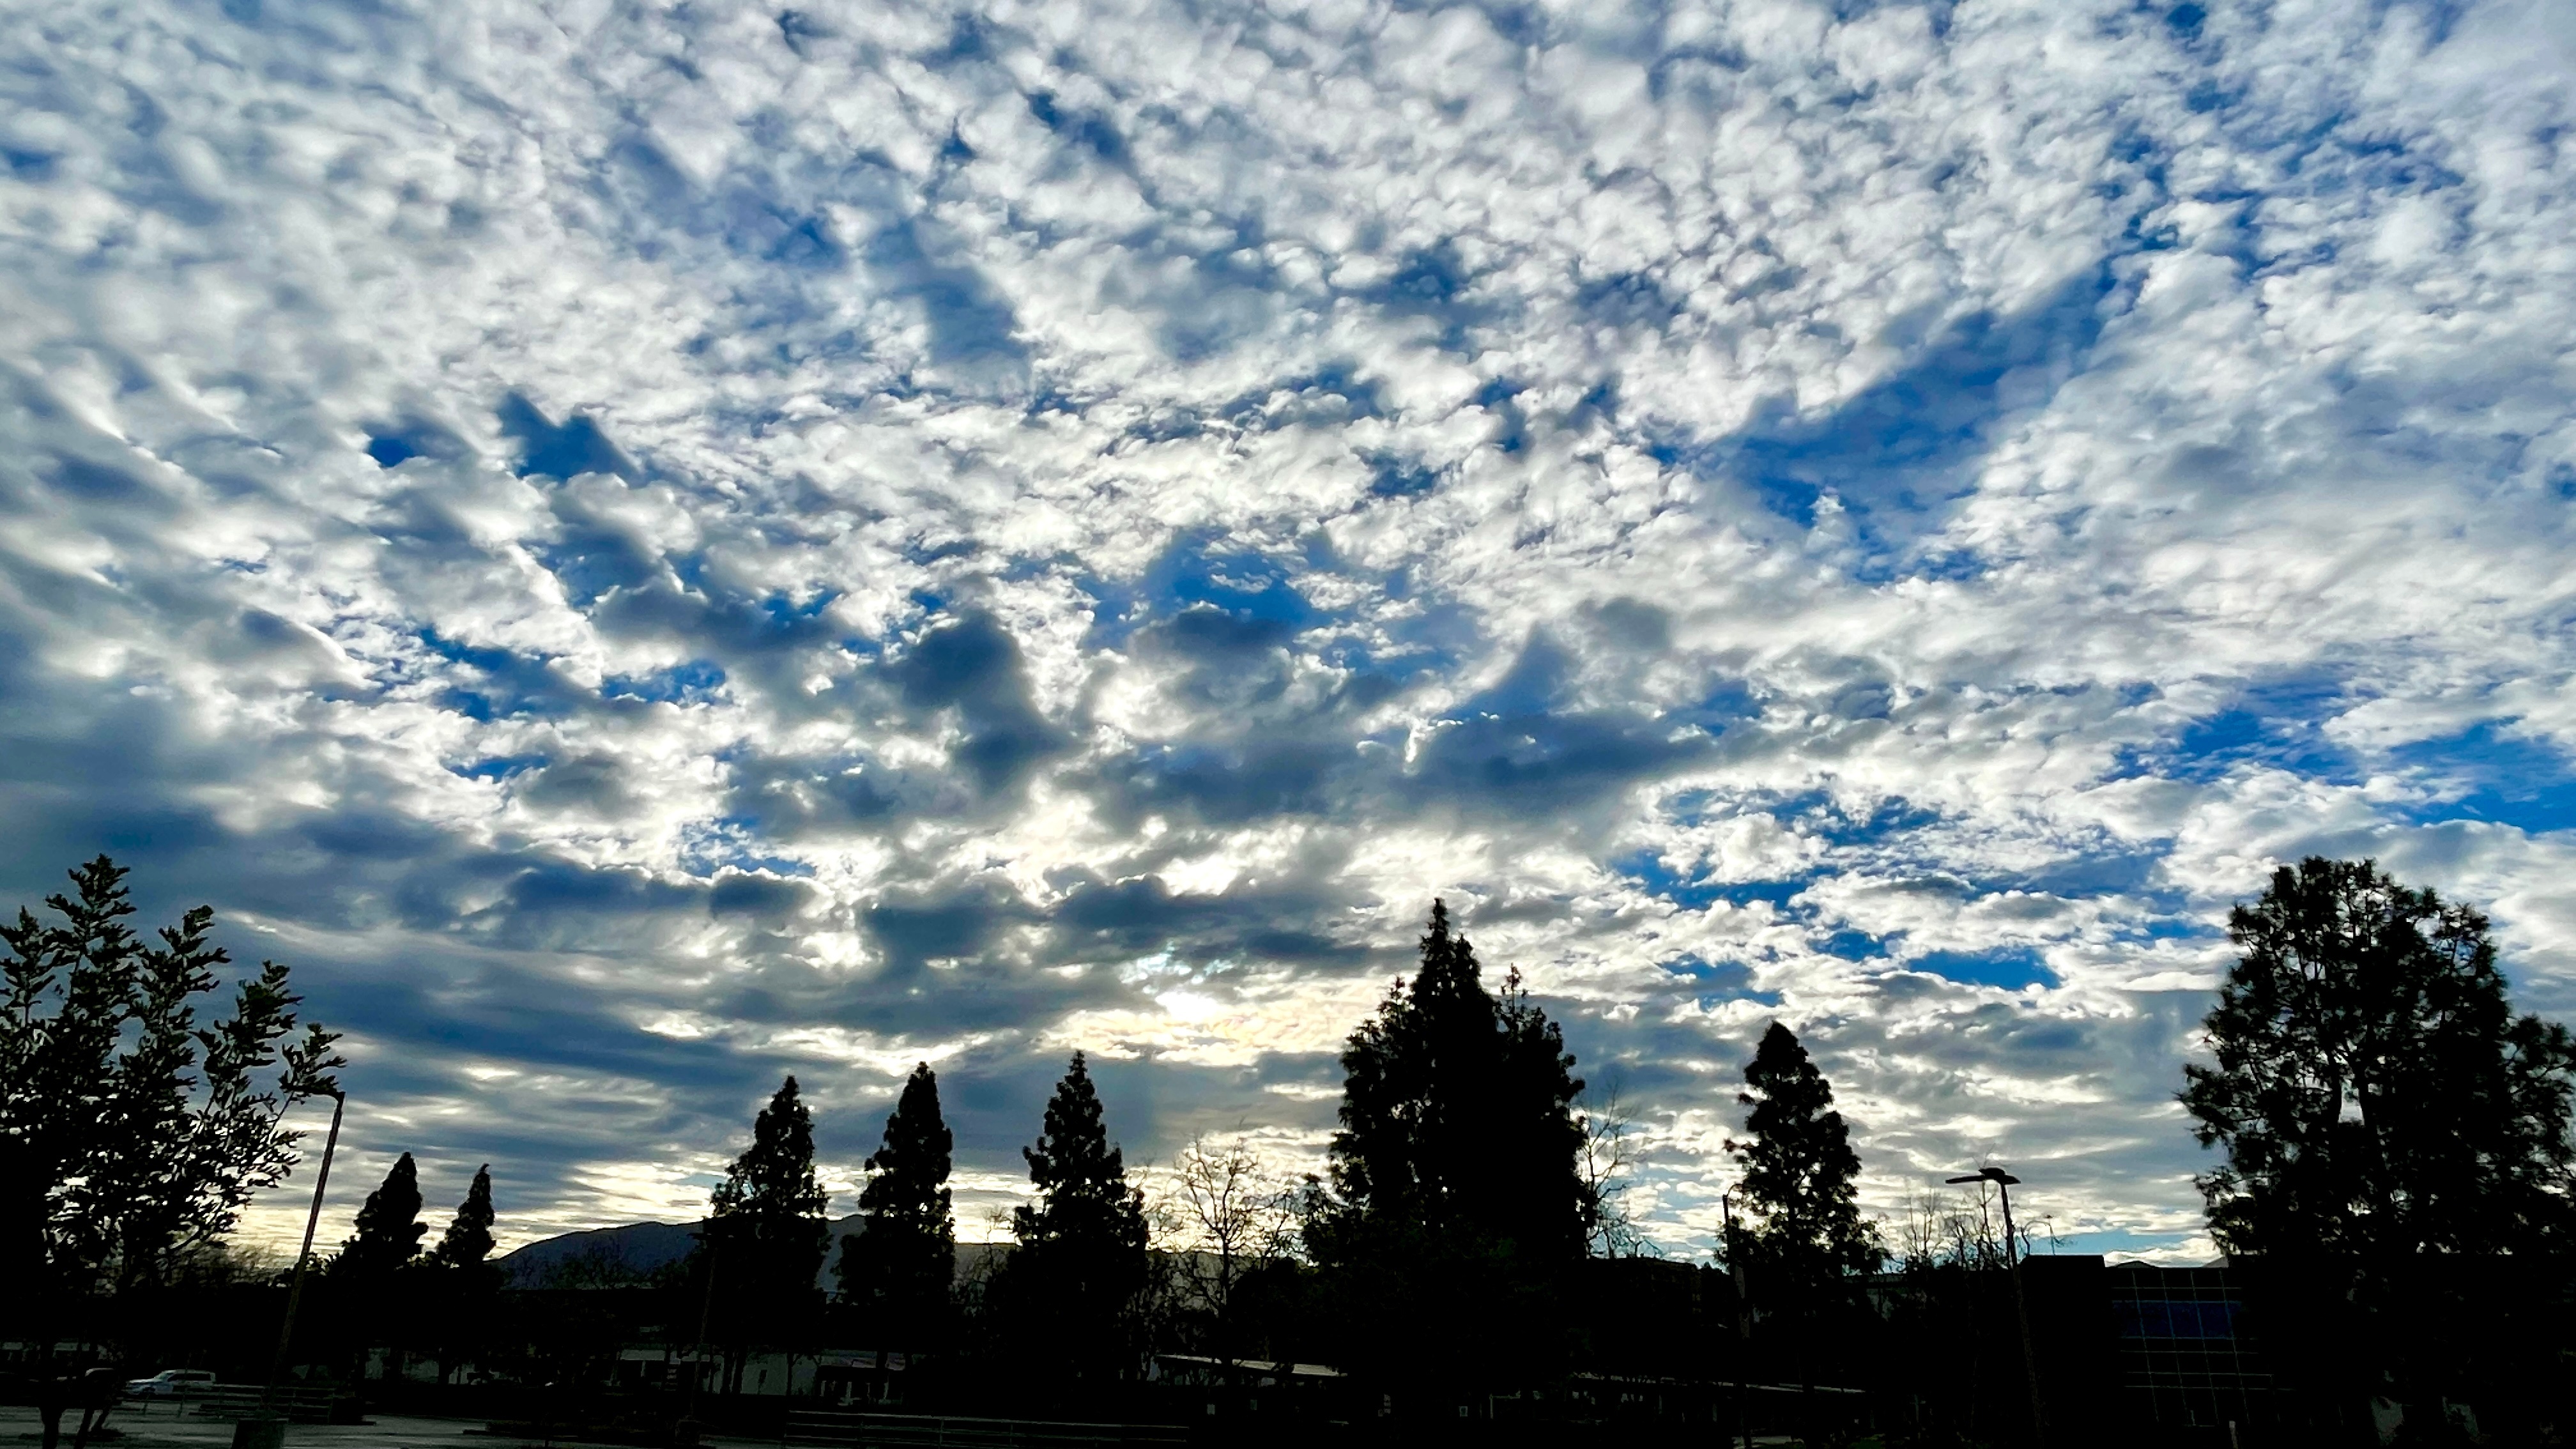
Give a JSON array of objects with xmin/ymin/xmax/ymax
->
[{"xmin": 0, "ymin": 1406, "xmax": 772, "ymax": 1449}]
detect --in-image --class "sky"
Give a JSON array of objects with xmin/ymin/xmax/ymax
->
[{"xmin": 6, "ymin": 0, "xmax": 2576, "ymax": 1267}]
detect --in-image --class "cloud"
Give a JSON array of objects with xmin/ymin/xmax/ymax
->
[{"xmin": 3, "ymin": 0, "xmax": 2573, "ymax": 1261}]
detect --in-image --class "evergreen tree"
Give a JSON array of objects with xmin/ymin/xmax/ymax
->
[
  {"xmin": 839, "ymin": 1063, "xmax": 954, "ymax": 1332},
  {"xmin": 337, "ymin": 1152, "xmax": 429, "ymax": 1277},
  {"xmin": 1729, "ymin": 1022, "xmax": 1883, "ymax": 1285},
  {"xmin": 996, "ymin": 1053, "xmax": 1149, "ymax": 1388},
  {"xmin": 698, "ymin": 1075, "xmax": 830, "ymax": 1383},
  {"xmin": 1311, "ymin": 900, "xmax": 1591, "ymax": 1407},
  {"xmin": 2182, "ymin": 857, "xmax": 2576, "ymax": 1256},
  {"xmin": 428, "ymin": 1164, "xmax": 496, "ymax": 1269}
]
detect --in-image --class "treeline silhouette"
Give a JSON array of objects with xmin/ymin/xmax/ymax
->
[{"xmin": 6, "ymin": 857, "xmax": 2575, "ymax": 1446}]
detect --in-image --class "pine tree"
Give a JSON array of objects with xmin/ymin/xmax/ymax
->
[
  {"xmin": 1312, "ymin": 900, "xmax": 1592, "ymax": 1401},
  {"xmin": 428, "ymin": 1164, "xmax": 496, "ymax": 1269},
  {"xmin": 1729, "ymin": 1022, "xmax": 1883, "ymax": 1286},
  {"xmin": 339, "ymin": 1153, "xmax": 429, "ymax": 1276},
  {"xmin": 839, "ymin": 1064, "xmax": 954, "ymax": 1330},
  {"xmin": 2182, "ymin": 857, "xmax": 2576, "ymax": 1257},
  {"xmin": 997, "ymin": 1053, "xmax": 1149, "ymax": 1386},
  {"xmin": 699, "ymin": 1075, "xmax": 830, "ymax": 1382}
]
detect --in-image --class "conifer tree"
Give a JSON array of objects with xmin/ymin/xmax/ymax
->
[
  {"xmin": 1313, "ymin": 900, "xmax": 1591, "ymax": 1400},
  {"xmin": 428, "ymin": 1164, "xmax": 496, "ymax": 1269},
  {"xmin": 839, "ymin": 1064, "xmax": 954, "ymax": 1328},
  {"xmin": 698, "ymin": 1075, "xmax": 830, "ymax": 1382},
  {"xmin": 338, "ymin": 1152, "xmax": 428, "ymax": 1277},
  {"xmin": 996, "ymin": 1053, "xmax": 1149, "ymax": 1387},
  {"xmin": 1729, "ymin": 1022, "xmax": 1883, "ymax": 1286},
  {"xmin": 2182, "ymin": 857, "xmax": 2576, "ymax": 1257}
]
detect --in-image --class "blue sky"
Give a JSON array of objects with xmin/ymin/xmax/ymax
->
[{"xmin": 4, "ymin": 0, "xmax": 2575, "ymax": 1264}]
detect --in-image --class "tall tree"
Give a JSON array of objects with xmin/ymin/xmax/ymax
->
[
  {"xmin": 337, "ymin": 1153, "xmax": 429, "ymax": 1277},
  {"xmin": 427, "ymin": 1164, "xmax": 497, "ymax": 1270},
  {"xmin": 996, "ymin": 1053, "xmax": 1149, "ymax": 1388},
  {"xmin": 1328, "ymin": 900, "xmax": 1590, "ymax": 1255},
  {"xmin": 2182, "ymin": 857, "xmax": 2576, "ymax": 1257},
  {"xmin": 1728, "ymin": 1021, "xmax": 1883, "ymax": 1286},
  {"xmin": 1311, "ymin": 900, "xmax": 1591, "ymax": 1409},
  {"xmin": 0, "ymin": 855, "xmax": 341, "ymax": 1306},
  {"xmin": 699, "ymin": 1075, "xmax": 831, "ymax": 1386},
  {"xmin": 839, "ymin": 1063, "xmax": 955, "ymax": 1333}
]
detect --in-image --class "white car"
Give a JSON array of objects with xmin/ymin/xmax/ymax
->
[{"xmin": 122, "ymin": 1370, "xmax": 217, "ymax": 1399}]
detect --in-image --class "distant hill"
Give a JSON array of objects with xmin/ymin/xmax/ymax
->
[{"xmin": 494, "ymin": 1215, "xmax": 1011, "ymax": 1289}]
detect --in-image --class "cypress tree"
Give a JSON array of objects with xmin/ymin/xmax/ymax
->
[
  {"xmin": 839, "ymin": 1064, "xmax": 954, "ymax": 1330},
  {"xmin": 427, "ymin": 1164, "xmax": 496, "ymax": 1269},
  {"xmin": 1729, "ymin": 1022, "xmax": 1882, "ymax": 1285},
  {"xmin": 338, "ymin": 1153, "xmax": 428, "ymax": 1276}
]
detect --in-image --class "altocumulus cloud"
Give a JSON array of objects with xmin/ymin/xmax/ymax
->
[{"xmin": 4, "ymin": 0, "xmax": 2575, "ymax": 1261}]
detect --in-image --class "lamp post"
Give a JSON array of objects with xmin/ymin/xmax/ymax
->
[
  {"xmin": 1947, "ymin": 1166, "xmax": 2043, "ymax": 1449},
  {"xmin": 1721, "ymin": 1187, "xmax": 1751, "ymax": 1449},
  {"xmin": 251, "ymin": 1085, "xmax": 344, "ymax": 1443}
]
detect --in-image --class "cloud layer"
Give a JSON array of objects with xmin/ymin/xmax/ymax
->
[{"xmin": 6, "ymin": 0, "xmax": 2575, "ymax": 1261}]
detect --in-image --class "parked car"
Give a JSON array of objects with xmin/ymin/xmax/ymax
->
[{"xmin": 122, "ymin": 1370, "xmax": 216, "ymax": 1399}]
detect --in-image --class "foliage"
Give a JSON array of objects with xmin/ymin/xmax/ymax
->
[
  {"xmin": 698, "ymin": 1075, "xmax": 831, "ymax": 1373},
  {"xmin": 1310, "ymin": 900, "xmax": 1593, "ymax": 1399},
  {"xmin": 1154, "ymin": 1133, "xmax": 1300, "ymax": 1365},
  {"xmin": 0, "ymin": 855, "xmax": 341, "ymax": 1304},
  {"xmin": 995, "ymin": 1052, "xmax": 1150, "ymax": 1386},
  {"xmin": 2182, "ymin": 857, "xmax": 2576, "ymax": 1257},
  {"xmin": 1728, "ymin": 1020, "xmax": 1885, "ymax": 1287},
  {"xmin": 428, "ymin": 1163, "xmax": 498, "ymax": 1269},
  {"xmin": 839, "ymin": 1062, "xmax": 955, "ymax": 1334},
  {"xmin": 336, "ymin": 1151, "xmax": 428, "ymax": 1278}
]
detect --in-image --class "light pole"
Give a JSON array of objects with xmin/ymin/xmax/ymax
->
[
  {"xmin": 252, "ymin": 1085, "xmax": 344, "ymax": 1441},
  {"xmin": 1721, "ymin": 1187, "xmax": 1751, "ymax": 1449},
  {"xmin": 1947, "ymin": 1166, "xmax": 2043, "ymax": 1449}
]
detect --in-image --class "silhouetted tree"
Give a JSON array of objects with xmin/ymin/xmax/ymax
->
[
  {"xmin": 994, "ymin": 1052, "xmax": 1149, "ymax": 1396},
  {"xmin": 338, "ymin": 1153, "xmax": 429, "ymax": 1276},
  {"xmin": 422, "ymin": 1163, "xmax": 499, "ymax": 1383},
  {"xmin": 699, "ymin": 1075, "xmax": 830, "ymax": 1389},
  {"xmin": 2182, "ymin": 857, "xmax": 2576, "ymax": 1256},
  {"xmin": 1727, "ymin": 1022, "xmax": 1883, "ymax": 1443},
  {"xmin": 0, "ymin": 857, "xmax": 339, "ymax": 1449},
  {"xmin": 1310, "ymin": 900, "xmax": 1590, "ymax": 1409},
  {"xmin": 427, "ymin": 1163, "xmax": 497, "ymax": 1269},
  {"xmin": 839, "ymin": 1063, "xmax": 955, "ymax": 1338},
  {"xmin": 2181, "ymin": 859, "xmax": 2576, "ymax": 1441},
  {"xmin": 1729, "ymin": 1022, "xmax": 1883, "ymax": 1284}
]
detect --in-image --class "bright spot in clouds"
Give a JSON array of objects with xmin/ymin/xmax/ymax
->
[{"xmin": 4, "ymin": 0, "xmax": 2575, "ymax": 1264}]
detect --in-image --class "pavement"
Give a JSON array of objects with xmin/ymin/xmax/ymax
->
[{"xmin": 0, "ymin": 1407, "xmax": 775, "ymax": 1449}]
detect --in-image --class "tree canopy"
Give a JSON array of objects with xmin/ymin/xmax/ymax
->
[
  {"xmin": 428, "ymin": 1163, "xmax": 497, "ymax": 1270},
  {"xmin": 1327, "ymin": 899, "xmax": 1590, "ymax": 1258},
  {"xmin": 707, "ymin": 1074, "xmax": 832, "ymax": 1269},
  {"xmin": 1729, "ymin": 1020, "xmax": 1883, "ymax": 1286},
  {"xmin": 2182, "ymin": 857, "xmax": 2576, "ymax": 1257},
  {"xmin": 0, "ymin": 855, "xmax": 341, "ymax": 1302},
  {"xmin": 994, "ymin": 1052, "xmax": 1150, "ymax": 1388},
  {"xmin": 337, "ymin": 1151, "xmax": 429, "ymax": 1278},
  {"xmin": 841, "ymin": 1061, "xmax": 955, "ymax": 1328}
]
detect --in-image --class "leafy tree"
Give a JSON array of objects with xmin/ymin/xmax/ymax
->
[
  {"xmin": 995, "ymin": 1052, "xmax": 1149, "ymax": 1392},
  {"xmin": 1310, "ymin": 900, "xmax": 1591, "ymax": 1409},
  {"xmin": 428, "ymin": 1163, "xmax": 498, "ymax": 1269},
  {"xmin": 839, "ymin": 1062, "xmax": 955, "ymax": 1336},
  {"xmin": 1728, "ymin": 1021, "xmax": 1883, "ymax": 1286},
  {"xmin": 698, "ymin": 1075, "xmax": 831, "ymax": 1388},
  {"xmin": 1, "ymin": 856, "xmax": 341, "ymax": 1314},
  {"xmin": 2182, "ymin": 857, "xmax": 2576, "ymax": 1257}
]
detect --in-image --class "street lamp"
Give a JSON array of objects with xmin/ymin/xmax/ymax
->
[
  {"xmin": 1947, "ymin": 1167, "xmax": 2044, "ymax": 1449},
  {"xmin": 256, "ymin": 1084, "xmax": 346, "ymax": 1438}
]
